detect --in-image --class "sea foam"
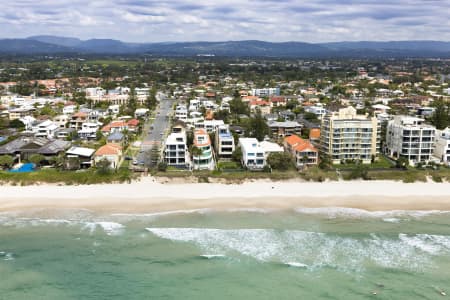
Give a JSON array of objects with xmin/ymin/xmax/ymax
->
[
  {"xmin": 294, "ymin": 207, "xmax": 449, "ymax": 221},
  {"xmin": 146, "ymin": 227, "xmax": 450, "ymax": 273}
]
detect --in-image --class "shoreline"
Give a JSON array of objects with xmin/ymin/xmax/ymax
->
[{"xmin": 1, "ymin": 178, "xmax": 450, "ymax": 213}]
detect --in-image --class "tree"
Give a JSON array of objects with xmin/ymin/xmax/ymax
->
[
  {"xmin": 190, "ymin": 145, "xmax": 203, "ymax": 157},
  {"xmin": 146, "ymin": 87, "xmax": 158, "ymax": 110},
  {"xmin": 96, "ymin": 158, "xmax": 112, "ymax": 175},
  {"xmin": 28, "ymin": 154, "xmax": 46, "ymax": 167},
  {"xmin": 157, "ymin": 162, "xmax": 168, "ymax": 172},
  {"xmin": 246, "ymin": 109, "xmax": 269, "ymax": 141},
  {"xmin": 40, "ymin": 103, "xmax": 56, "ymax": 117},
  {"xmin": 431, "ymin": 99, "xmax": 450, "ymax": 130},
  {"xmin": 0, "ymin": 155, "xmax": 14, "ymax": 169},
  {"xmin": 396, "ymin": 157, "xmax": 409, "ymax": 169},
  {"xmin": 267, "ymin": 152, "xmax": 294, "ymax": 171},
  {"xmin": 231, "ymin": 147, "xmax": 242, "ymax": 163},
  {"xmin": 230, "ymin": 97, "xmax": 249, "ymax": 115},
  {"xmin": 9, "ymin": 119, "xmax": 25, "ymax": 130}
]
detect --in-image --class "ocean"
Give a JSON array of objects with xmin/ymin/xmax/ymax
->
[{"xmin": 1, "ymin": 207, "xmax": 450, "ymax": 299}]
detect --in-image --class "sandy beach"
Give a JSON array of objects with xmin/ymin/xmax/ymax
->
[{"xmin": 1, "ymin": 178, "xmax": 450, "ymax": 213}]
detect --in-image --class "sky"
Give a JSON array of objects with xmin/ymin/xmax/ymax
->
[{"xmin": 1, "ymin": 0, "xmax": 449, "ymax": 43}]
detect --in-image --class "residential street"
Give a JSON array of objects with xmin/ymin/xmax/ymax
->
[{"xmin": 136, "ymin": 95, "xmax": 175, "ymax": 166}]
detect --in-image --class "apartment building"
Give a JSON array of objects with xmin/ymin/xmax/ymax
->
[
  {"xmin": 434, "ymin": 127, "xmax": 450, "ymax": 166},
  {"xmin": 268, "ymin": 121, "xmax": 302, "ymax": 138},
  {"xmin": 238, "ymin": 138, "xmax": 266, "ymax": 170},
  {"xmin": 320, "ymin": 106, "xmax": 380, "ymax": 164},
  {"xmin": 386, "ymin": 116, "xmax": 435, "ymax": 165},
  {"xmin": 214, "ymin": 125, "xmax": 235, "ymax": 159},
  {"xmin": 164, "ymin": 129, "xmax": 190, "ymax": 169},
  {"xmin": 251, "ymin": 87, "xmax": 280, "ymax": 97}
]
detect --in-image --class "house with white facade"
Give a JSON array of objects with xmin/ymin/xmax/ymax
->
[
  {"xmin": 434, "ymin": 127, "xmax": 450, "ymax": 166},
  {"xmin": 175, "ymin": 105, "xmax": 188, "ymax": 122},
  {"xmin": 164, "ymin": 129, "xmax": 190, "ymax": 169},
  {"xmin": 32, "ymin": 120, "xmax": 58, "ymax": 139},
  {"xmin": 239, "ymin": 138, "xmax": 266, "ymax": 170},
  {"xmin": 386, "ymin": 116, "xmax": 435, "ymax": 165},
  {"xmin": 78, "ymin": 122, "xmax": 101, "ymax": 140}
]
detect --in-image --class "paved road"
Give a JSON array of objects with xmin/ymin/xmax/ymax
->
[{"xmin": 136, "ymin": 95, "xmax": 175, "ymax": 166}]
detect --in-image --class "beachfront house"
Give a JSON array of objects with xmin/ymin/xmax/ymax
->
[
  {"xmin": 65, "ymin": 146, "xmax": 95, "ymax": 169},
  {"xmin": 434, "ymin": 127, "xmax": 450, "ymax": 166},
  {"xmin": 0, "ymin": 137, "xmax": 71, "ymax": 162},
  {"xmin": 239, "ymin": 138, "xmax": 266, "ymax": 170},
  {"xmin": 284, "ymin": 135, "xmax": 319, "ymax": 168},
  {"xmin": 214, "ymin": 124, "xmax": 235, "ymax": 159},
  {"xmin": 164, "ymin": 128, "xmax": 190, "ymax": 169},
  {"xmin": 192, "ymin": 128, "xmax": 215, "ymax": 170},
  {"xmin": 94, "ymin": 143, "xmax": 123, "ymax": 169}
]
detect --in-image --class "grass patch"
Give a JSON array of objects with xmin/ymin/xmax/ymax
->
[
  {"xmin": 299, "ymin": 167, "xmax": 339, "ymax": 182},
  {"xmin": 0, "ymin": 168, "xmax": 135, "ymax": 185}
]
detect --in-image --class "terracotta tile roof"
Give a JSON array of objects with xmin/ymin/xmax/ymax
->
[
  {"xmin": 194, "ymin": 129, "xmax": 210, "ymax": 147},
  {"xmin": 270, "ymin": 96, "xmax": 286, "ymax": 103},
  {"xmin": 242, "ymin": 96, "xmax": 260, "ymax": 102},
  {"xmin": 309, "ymin": 128, "xmax": 321, "ymax": 139},
  {"xmin": 72, "ymin": 112, "xmax": 87, "ymax": 118},
  {"xmin": 249, "ymin": 100, "xmax": 270, "ymax": 106},
  {"xmin": 284, "ymin": 135, "xmax": 317, "ymax": 153},
  {"xmin": 95, "ymin": 143, "xmax": 122, "ymax": 156},
  {"xmin": 127, "ymin": 119, "xmax": 139, "ymax": 127}
]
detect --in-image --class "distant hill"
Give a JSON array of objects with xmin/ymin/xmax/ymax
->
[
  {"xmin": 0, "ymin": 36, "xmax": 449, "ymax": 57},
  {"xmin": 27, "ymin": 35, "xmax": 82, "ymax": 48},
  {"xmin": 0, "ymin": 39, "xmax": 75, "ymax": 54}
]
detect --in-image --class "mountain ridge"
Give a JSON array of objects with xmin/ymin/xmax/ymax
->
[{"xmin": 0, "ymin": 36, "xmax": 448, "ymax": 57}]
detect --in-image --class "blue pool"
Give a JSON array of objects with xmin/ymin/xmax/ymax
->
[{"xmin": 9, "ymin": 163, "xmax": 36, "ymax": 173}]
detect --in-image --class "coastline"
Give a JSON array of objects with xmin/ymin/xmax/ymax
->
[{"xmin": 1, "ymin": 177, "xmax": 450, "ymax": 213}]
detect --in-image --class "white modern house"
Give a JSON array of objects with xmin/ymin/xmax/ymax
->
[
  {"xmin": 175, "ymin": 105, "xmax": 188, "ymax": 122},
  {"xmin": 192, "ymin": 129, "xmax": 215, "ymax": 170},
  {"xmin": 239, "ymin": 138, "xmax": 266, "ymax": 170},
  {"xmin": 78, "ymin": 122, "xmax": 101, "ymax": 140},
  {"xmin": 63, "ymin": 105, "xmax": 76, "ymax": 115},
  {"xmin": 386, "ymin": 116, "xmax": 435, "ymax": 165},
  {"xmin": 434, "ymin": 127, "xmax": 450, "ymax": 166},
  {"xmin": 204, "ymin": 120, "xmax": 225, "ymax": 133},
  {"xmin": 305, "ymin": 104, "xmax": 327, "ymax": 119},
  {"xmin": 32, "ymin": 120, "xmax": 58, "ymax": 139},
  {"xmin": 164, "ymin": 130, "xmax": 190, "ymax": 169},
  {"xmin": 215, "ymin": 125, "xmax": 235, "ymax": 159}
]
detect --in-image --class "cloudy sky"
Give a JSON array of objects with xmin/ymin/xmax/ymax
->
[{"xmin": 1, "ymin": 0, "xmax": 449, "ymax": 43}]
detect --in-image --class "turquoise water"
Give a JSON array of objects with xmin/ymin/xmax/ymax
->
[{"xmin": 1, "ymin": 207, "xmax": 450, "ymax": 299}]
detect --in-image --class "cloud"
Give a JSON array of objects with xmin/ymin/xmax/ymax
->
[{"xmin": 0, "ymin": 0, "xmax": 449, "ymax": 42}]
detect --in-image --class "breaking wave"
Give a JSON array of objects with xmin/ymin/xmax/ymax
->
[{"xmin": 146, "ymin": 227, "xmax": 450, "ymax": 273}]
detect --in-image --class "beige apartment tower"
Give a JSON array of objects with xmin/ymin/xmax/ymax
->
[{"xmin": 320, "ymin": 107, "xmax": 380, "ymax": 164}]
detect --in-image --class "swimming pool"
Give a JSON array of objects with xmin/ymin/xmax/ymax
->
[{"xmin": 9, "ymin": 163, "xmax": 36, "ymax": 173}]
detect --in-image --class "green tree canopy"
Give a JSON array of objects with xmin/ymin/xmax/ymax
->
[
  {"xmin": 267, "ymin": 152, "xmax": 294, "ymax": 171},
  {"xmin": 0, "ymin": 155, "xmax": 14, "ymax": 169}
]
